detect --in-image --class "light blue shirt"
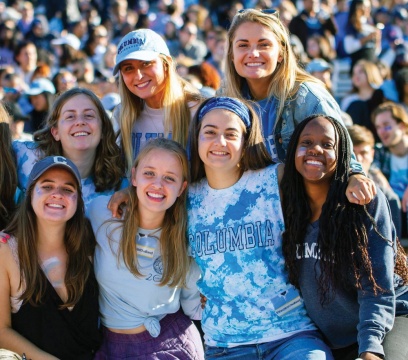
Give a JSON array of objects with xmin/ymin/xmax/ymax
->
[{"xmin": 187, "ymin": 165, "xmax": 316, "ymax": 347}]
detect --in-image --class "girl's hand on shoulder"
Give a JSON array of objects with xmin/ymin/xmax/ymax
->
[
  {"xmin": 346, "ymin": 174, "xmax": 376, "ymax": 205},
  {"xmin": 107, "ymin": 188, "xmax": 130, "ymax": 218}
]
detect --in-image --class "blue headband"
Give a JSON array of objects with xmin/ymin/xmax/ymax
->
[{"xmin": 197, "ymin": 97, "xmax": 252, "ymax": 130}]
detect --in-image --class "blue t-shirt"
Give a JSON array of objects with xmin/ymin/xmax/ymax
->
[{"xmin": 187, "ymin": 164, "xmax": 316, "ymax": 347}]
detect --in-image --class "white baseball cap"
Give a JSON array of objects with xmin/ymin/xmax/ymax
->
[{"xmin": 113, "ymin": 28, "xmax": 170, "ymax": 76}]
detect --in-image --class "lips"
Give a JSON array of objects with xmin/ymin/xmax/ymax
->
[
  {"xmin": 136, "ymin": 81, "xmax": 150, "ymax": 88},
  {"xmin": 72, "ymin": 131, "xmax": 89, "ymax": 137},
  {"xmin": 46, "ymin": 203, "xmax": 64, "ymax": 209},
  {"xmin": 147, "ymin": 192, "xmax": 164, "ymax": 200},
  {"xmin": 245, "ymin": 62, "xmax": 263, "ymax": 67}
]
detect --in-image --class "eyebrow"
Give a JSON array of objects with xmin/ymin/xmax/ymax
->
[
  {"xmin": 142, "ymin": 166, "xmax": 179, "ymax": 176},
  {"xmin": 202, "ymin": 124, "xmax": 241, "ymax": 132},
  {"xmin": 39, "ymin": 179, "xmax": 77, "ymax": 188},
  {"xmin": 62, "ymin": 108, "xmax": 96, "ymax": 114},
  {"xmin": 234, "ymin": 38, "xmax": 270, "ymax": 43}
]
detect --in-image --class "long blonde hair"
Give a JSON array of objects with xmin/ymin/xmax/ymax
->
[
  {"xmin": 113, "ymin": 138, "xmax": 190, "ymax": 287},
  {"xmin": 118, "ymin": 55, "xmax": 200, "ymax": 172},
  {"xmin": 223, "ymin": 9, "xmax": 320, "ymax": 118}
]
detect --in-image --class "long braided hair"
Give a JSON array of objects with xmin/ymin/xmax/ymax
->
[{"xmin": 281, "ymin": 114, "xmax": 408, "ymax": 305}]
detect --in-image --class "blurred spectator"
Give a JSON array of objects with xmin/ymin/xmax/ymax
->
[
  {"xmin": 306, "ymin": 34, "xmax": 335, "ymax": 63},
  {"xmin": 184, "ymin": 4, "xmax": 209, "ymax": 40},
  {"xmin": 96, "ymin": 43, "xmax": 117, "ymax": 82},
  {"xmin": 52, "ymin": 69, "xmax": 78, "ymax": 94},
  {"xmin": 16, "ymin": 1, "xmax": 34, "ymax": 35},
  {"xmin": 51, "ymin": 33, "xmax": 83, "ymax": 69},
  {"xmin": 188, "ymin": 61, "xmax": 221, "ymax": 96},
  {"xmin": 334, "ymin": 0, "xmax": 349, "ymax": 58},
  {"xmin": 101, "ymin": 91, "xmax": 121, "ymax": 120},
  {"xmin": 306, "ymin": 58, "xmax": 333, "ymax": 93},
  {"xmin": 288, "ymin": 0, "xmax": 337, "ymax": 52},
  {"xmin": 377, "ymin": 60, "xmax": 399, "ymax": 102},
  {"xmin": 69, "ymin": 19, "xmax": 89, "ymax": 48},
  {"xmin": 168, "ymin": 22, "xmax": 207, "ymax": 65},
  {"xmin": 24, "ymin": 77, "xmax": 55, "ymax": 134},
  {"xmin": 13, "ymin": 40, "xmax": 38, "ymax": 89},
  {"xmin": 83, "ymin": 25, "xmax": 109, "ymax": 68},
  {"xmin": 206, "ymin": 30, "xmax": 228, "ymax": 79},
  {"xmin": 343, "ymin": 0, "xmax": 382, "ymax": 74},
  {"xmin": 341, "ymin": 59, "xmax": 387, "ymax": 141},
  {"xmin": 0, "ymin": 19, "xmax": 21, "ymax": 67},
  {"xmin": 393, "ymin": 6, "xmax": 408, "ymax": 42},
  {"xmin": 395, "ymin": 67, "xmax": 408, "ymax": 112},
  {"xmin": 26, "ymin": 16, "xmax": 56, "ymax": 54},
  {"xmin": 30, "ymin": 63, "xmax": 52, "ymax": 82},
  {"xmin": 204, "ymin": 26, "xmax": 227, "ymax": 60},
  {"xmin": 348, "ymin": 124, "xmax": 402, "ymax": 237},
  {"xmin": 372, "ymin": 101, "xmax": 408, "ymax": 238}
]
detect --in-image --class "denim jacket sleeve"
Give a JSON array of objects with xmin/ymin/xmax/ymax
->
[{"xmin": 275, "ymin": 82, "xmax": 364, "ymax": 173}]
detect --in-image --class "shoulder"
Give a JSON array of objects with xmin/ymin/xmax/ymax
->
[{"xmin": 87, "ymin": 195, "xmax": 113, "ymax": 227}]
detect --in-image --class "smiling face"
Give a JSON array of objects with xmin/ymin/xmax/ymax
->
[
  {"xmin": 31, "ymin": 167, "xmax": 78, "ymax": 225},
  {"xmin": 51, "ymin": 94, "xmax": 102, "ymax": 155},
  {"xmin": 295, "ymin": 117, "xmax": 338, "ymax": 184},
  {"xmin": 374, "ymin": 110, "xmax": 405, "ymax": 147},
  {"xmin": 198, "ymin": 109, "xmax": 245, "ymax": 179},
  {"xmin": 232, "ymin": 21, "xmax": 282, "ymax": 95},
  {"xmin": 131, "ymin": 148, "xmax": 187, "ymax": 224},
  {"xmin": 120, "ymin": 57, "xmax": 167, "ymax": 108}
]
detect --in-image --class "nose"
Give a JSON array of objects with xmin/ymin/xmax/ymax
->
[
  {"xmin": 307, "ymin": 144, "xmax": 323, "ymax": 155},
  {"xmin": 153, "ymin": 178, "xmax": 164, "ymax": 189},
  {"xmin": 135, "ymin": 68, "xmax": 143, "ymax": 80},
  {"xmin": 215, "ymin": 134, "xmax": 227, "ymax": 146},
  {"xmin": 249, "ymin": 47, "xmax": 260, "ymax": 57},
  {"xmin": 356, "ymin": 153, "xmax": 364, "ymax": 164},
  {"xmin": 50, "ymin": 188, "xmax": 64, "ymax": 197}
]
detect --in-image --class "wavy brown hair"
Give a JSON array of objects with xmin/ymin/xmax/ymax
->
[
  {"xmin": 117, "ymin": 54, "xmax": 201, "ymax": 173},
  {"xmin": 4, "ymin": 168, "xmax": 93, "ymax": 309},
  {"xmin": 109, "ymin": 138, "xmax": 191, "ymax": 287},
  {"xmin": 33, "ymin": 88, "xmax": 125, "ymax": 192},
  {"xmin": 0, "ymin": 104, "xmax": 17, "ymax": 230}
]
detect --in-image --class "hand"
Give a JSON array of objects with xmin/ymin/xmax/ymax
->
[
  {"xmin": 402, "ymin": 186, "xmax": 408, "ymax": 213},
  {"xmin": 346, "ymin": 174, "xmax": 376, "ymax": 205},
  {"xmin": 359, "ymin": 351, "xmax": 383, "ymax": 360},
  {"xmin": 200, "ymin": 294, "xmax": 207, "ymax": 309},
  {"xmin": 107, "ymin": 188, "xmax": 131, "ymax": 218}
]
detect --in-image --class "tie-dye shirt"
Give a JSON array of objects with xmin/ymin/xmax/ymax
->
[
  {"xmin": 12, "ymin": 140, "xmax": 128, "ymax": 207},
  {"xmin": 187, "ymin": 164, "xmax": 316, "ymax": 347}
]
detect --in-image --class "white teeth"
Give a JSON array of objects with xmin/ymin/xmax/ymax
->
[
  {"xmin": 147, "ymin": 192, "xmax": 164, "ymax": 199},
  {"xmin": 211, "ymin": 151, "xmax": 228, "ymax": 155},
  {"xmin": 306, "ymin": 160, "xmax": 323, "ymax": 165},
  {"xmin": 137, "ymin": 81, "xmax": 149, "ymax": 88},
  {"xmin": 73, "ymin": 132, "xmax": 88, "ymax": 137},
  {"xmin": 48, "ymin": 204, "xmax": 63, "ymax": 208},
  {"xmin": 246, "ymin": 63, "xmax": 262, "ymax": 67}
]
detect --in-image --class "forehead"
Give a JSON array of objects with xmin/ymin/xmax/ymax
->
[
  {"xmin": 374, "ymin": 110, "xmax": 396, "ymax": 124},
  {"xmin": 60, "ymin": 94, "xmax": 97, "ymax": 111},
  {"xmin": 233, "ymin": 21, "xmax": 277, "ymax": 40},
  {"xmin": 137, "ymin": 148, "xmax": 183, "ymax": 171},
  {"xmin": 301, "ymin": 117, "xmax": 336, "ymax": 136}
]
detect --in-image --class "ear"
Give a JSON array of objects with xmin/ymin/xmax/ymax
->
[
  {"xmin": 178, "ymin": 180, "xmax": 187, "ymax": 197},
  {"xmin": 278, "ymin": 54, "xmax": 283, "ymax": 63},
  {"xmin": 131, "ymin": 167, "xmax": 137, "ymax": 187},
  {"xmin": 50, "ymin": 126, "xmax": 60, "ymax": 141}
]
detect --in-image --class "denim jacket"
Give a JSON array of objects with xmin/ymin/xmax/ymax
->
[{"xmin": 250, "ymin": 81, "xmax": 364, "ymax": 173}]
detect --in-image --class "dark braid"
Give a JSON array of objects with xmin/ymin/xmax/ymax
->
[{"xmin": 281, "ymin": 115, "xmax": 400, "ymax": 305}]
